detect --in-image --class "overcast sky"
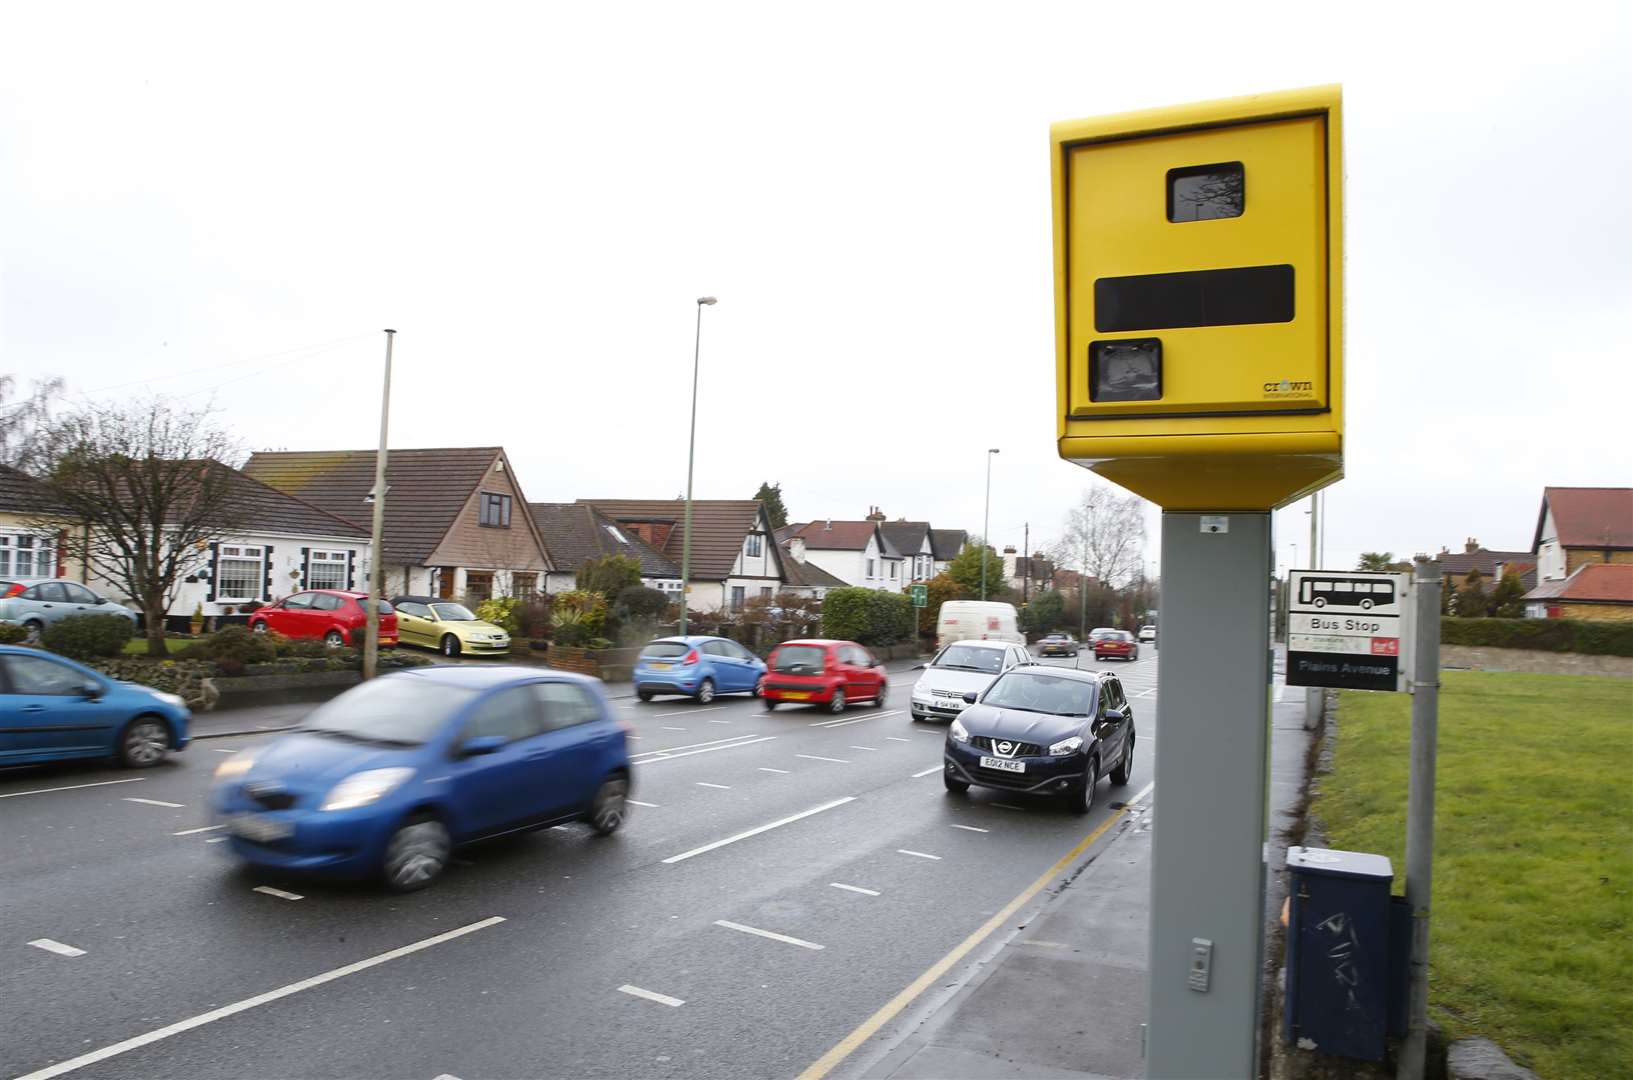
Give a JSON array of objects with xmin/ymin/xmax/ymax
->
[{"xmin": 3, "ymin": 2, "xmax": 1628, "ymax": 580}]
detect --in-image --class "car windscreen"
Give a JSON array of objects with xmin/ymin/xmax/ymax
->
[
  {"xmin": 641, "ymin": 641, "xmax": 690, "ymax": 659},
  {"xmin": 772, "ymin": 645, "xmax": 826, "ymax": 673},
  {"xmin": 982, "ymin": 672, "xmax": 1096, "ymax": 717},
  {"xmin": 299, "ymin": 677, "xmax": 476, "ymax": 745},
  {"xmin": 429, "ymin": 603, "xmax": 475, "ymax": 621},
  {"xmin": 932, "ymin": 644, "xmax": 1006, "ymax": 674}
]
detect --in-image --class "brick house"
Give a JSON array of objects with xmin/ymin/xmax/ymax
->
[{"xmin": 1523, "ymin": 487, "xmax": 1633, "ymax": 620}]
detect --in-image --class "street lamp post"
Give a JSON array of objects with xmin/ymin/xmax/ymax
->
[
  {"xmin": 363, "ymin": 329, "xmax": 394, "ymax": 681},
  {"xmin": 679, "ymin": 296, "xmax": 717, "ymax": 636},
  {"xmin": 981, "ymin": 448, "xmax": 999, "ymax": 600}
]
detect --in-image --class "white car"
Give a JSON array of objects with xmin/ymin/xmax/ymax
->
[
  {"xmin": 1138, "ymin": 625, "xmax": 1157, "ymax": 643},
  {"xmin": 910, "ymin": 639, "xmax": 1032, "ymax": 722}
]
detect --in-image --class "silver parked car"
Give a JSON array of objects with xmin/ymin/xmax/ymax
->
[
  {"xmin": 0, "ymin": 578, "xmax": 138, "ymax": 642},
  {"xmin": 909, "ymin": 639, "xmax": 1032, "ymax": 723}
]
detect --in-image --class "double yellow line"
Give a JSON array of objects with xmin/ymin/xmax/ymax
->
[{"xmin": 796, "ymin": 789, "xmax": 1150, "ymax": 1080}]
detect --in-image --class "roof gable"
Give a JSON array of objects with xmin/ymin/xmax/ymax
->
[
  {"xmin": 531, "ymin": 503, "xmax": 679, "ymax": 577},
  {"xmin": 879, "ymin": 521, "xmax": 932, "ymax": 555},
  {"xmin": 579, "ymin": 499, "xmax": 768, "ymax": 581},
  {"xmin": 930, "ymin": 528, "xmax": 968, "ymax": 560},
  {"xmin": 790, "ymin": 520, "xmax": 883, "ymax": 552},
  {"xmin": 1534, "ymin": 487, "xmax": 1633, "ymax": 551}
]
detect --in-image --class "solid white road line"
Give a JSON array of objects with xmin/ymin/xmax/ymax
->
[
  {"xmin": 252, "ymin": 886, "xmax": 304, "ymax": 901},
  {"xmin": 0, "ymin": 777, "xmax": 145, "ymax": 800},
  {"xmin": 28, "ymin": 939, "xmax": 86, "ymax": 958},
  {"xmin": 950, "ymin": 824, "xmax": 989, "ymax": 833},
  {"xmin": 617, "ymin": 984, "xmax": 685, "ymax": 1007},
  {"xmin": 910, "ymin": 766, "xmax": 941, "ymax": 778},
  {"xmin": 897, "ymin": 849, "xmax": 942, "ymax": 860},
  {"xmin": 713, "ymin": 920, "xmax": 824, "ymax": 951},
  {"xmin": 123, "ymin": 797, "xmax": 185, "ymax": 809},
  {"xmin": 662, "ymin": 797, "xmax": 856, "ymax": 865},
  {"xmin": 12, "ymin": 916, "xmax": 507, "ymax": 1080},
  {"xmin": 633, "ymin": 736, "xmax": 776, "ymax": 764},
  {"xmin": 696, "ymin": 782, "xmax": 731, "ymax": 790},
  {"xmin": 628, "ymin": 800, "xmax": 660, "ymax": 808},
  {"xmin": 829, "ymin": 883, "xmax": 881, "ymax": 897},
  {"xmin": 173, "ymin": 824, "xmax": 225, "ymax": 836},
  {"xmin": 885, "ymin": 737, "xmax": 911, "ymax": 743}
]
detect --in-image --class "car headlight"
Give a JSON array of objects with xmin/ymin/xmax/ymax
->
[
  {"xmin": 1047, "ymin": 735, "xmax": 1084, "ymax": 757},
  {"xmin": 320, "ymin": 767, "xmax": 414, "ymax": 812},
  {"xmin": 949, "ymin": 717, "xmax": 971, "ymax": 744},
  {"xmin": 213, "ymin": 749, "xmax": 260, "ymax": 782},
  {"xmin": 153, "ymin": 691, "xmax": 186, "ymax": 708}
]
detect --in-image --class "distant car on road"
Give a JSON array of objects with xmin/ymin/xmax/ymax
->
[
  {"xmin": 1093, "ymin": 630, "xmax": 1139, "ymax": 662},
  {"xmin": 248, "ymin": 590, "xmax": 398, "ymax": 649},
  {"xmin": 633, "ymin": 635, "xmax": 767, "ymax": 703},
  {"xmin": 0, "ymin": 643, "xmax": 190, "ymax": 768},
  {"xmin": 1037, "ymin": 633, "xmax": 1080, "ymax": 657},
  {"xmin": 1138, "ymin": 625, "xmax": 1156, "ymax": 643},
  {"xmin": 0, "ymin": 578, "xmax": 137, "ymax": 642},
  {"xmin": 942, "ymin": 666, "xmax": 1135, "ymax": 813},
  {"xmin": 910, "ymin": 640, "xmax": 1030, "ymax": 722},
  {"xmin": 763, "ymin": 638, "xmax": 887, "ymax": 714},
  {"xmin": 210, "ymin": 666, "xmax": 631, "ymax": 891},
  {"xmin": 391, "ymin": 596, "xmax": 510, "ymax": 657}
]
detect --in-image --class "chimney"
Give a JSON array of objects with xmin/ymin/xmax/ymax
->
[
  {"xmin": 824, "ymin": 518, "xmax": 832, "ymax": 531},
  {"xmin": 1004, "ymin": 545, "xmax": 1017, "ymax": 554},
  {"xmin": 865, "ymin": 506, "xmax": 885, "ymax": 522},
  {"xmin": 790, "ymin": 536, "xmax": 807, "ymax": 563},
  {"xmin": 1465, "ymin": 537, "xmax": 1480, "ymax": 553}
]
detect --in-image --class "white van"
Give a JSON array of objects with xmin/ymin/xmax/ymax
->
[{"xmin": 935, "ymin": 600, "xmax": 1024, "ymax": 650}]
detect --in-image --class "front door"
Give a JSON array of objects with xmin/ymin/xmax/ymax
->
[{"xmin": 437, "ymin": 569, "xmax": 455, "ymax": 599}]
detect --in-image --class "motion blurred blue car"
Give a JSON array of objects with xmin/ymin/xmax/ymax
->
[
  {"xmin": 633, "ymin": 635, "xmax": 767, "ymax": 704},
  {"xmin": 211, "ymin": 666, "xmax": 631, "ymax": 891},
  {"xmin": 0, "ymin": 644, "xmax": 190, "ymax": 768}
]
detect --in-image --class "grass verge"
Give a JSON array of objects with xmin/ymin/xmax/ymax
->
[{"xmin": 1316, "ymin": 670, "xmax": 1631, "ymax": 1079}]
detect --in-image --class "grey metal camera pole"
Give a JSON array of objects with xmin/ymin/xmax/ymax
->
[
  {"xmin": 363, "ymin": 329, "xmax": 394, "ymax": 681},
  {"xmin": 1397, "ymin": 556, "xmax": 1442, "ymax": 1080},
  {"xmin": 1305, "ymin": 493, "xmax": 1322, "ymax": 729},
  {"xmin": 1146, "ymin": 512, "xmax": 1271, "ymax": 1078}
]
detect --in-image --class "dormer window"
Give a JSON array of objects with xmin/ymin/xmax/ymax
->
[
  {"xmin": 479, "ymin": 492, "xmax": 512, "ymax": 528},
  {"xmin": 745, "ymin": 533, "xmax": 763, "ymax": 558}
]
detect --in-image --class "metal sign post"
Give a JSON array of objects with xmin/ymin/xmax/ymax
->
[{"xmin": 1397, "ymin": 558, "xmax": 1441, "ymax": 1080}]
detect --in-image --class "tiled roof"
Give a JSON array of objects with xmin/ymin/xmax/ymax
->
[
  {"xmin": 1535, "ymin": 487, "xmax": 1633, "ymax": 550},
  {"xmin": 1439, "ymin": 548, "xmax": 1531, "ymax": 577},
  {"xmin": 0, "ymin": 464, "xmax": 61, "ymax": 515},
  {"xmin": 790, "ymin": 520, "xmax": 882, "ymax": 552},
  {"xmin": 782, "ymin": 557, "xmax": 848, "ymax": 589},
  {"xmin": 244, "ymin": 447, "xmax": 511, "ymax": 565},
  {"xmin": 530, "ymin": 503, "xmax": 679, "ymax": 578},
  {"xmin": 930, "ymin": 528, "xmax": 968, "ymax": 561},
  {"xmin": 579, "ymin": 499, "xmax": 770, "ymax": 581},
  {"xmin": 216, "ymin": 465, "xmax": 370, "ymax": 539},
  {"xmin": 1499, "ymin": 561, "xmax": 1538, "ymax": 592},
  {"xmin": 1522, "ymin": 563, "xmax": 1633, "ymax": 604},
  {"xmin": 880, "ymin": 521, "xmax": 931, "ymax": 556}
]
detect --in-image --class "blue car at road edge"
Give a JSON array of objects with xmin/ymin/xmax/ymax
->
[
  {"xmin": 633, "ymin": 635, "xmax": 767, "ymax": 703},
  {"xmin": 0, "ymin": 644, "xmax": 190, "ymax": 769}
]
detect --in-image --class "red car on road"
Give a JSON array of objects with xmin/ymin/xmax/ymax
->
[
  {"xmin": 762, "ymin": 638, "xmax": 888, "ymax": 714},
  {"xmin": 247, "ymin": 590, "xmax": 398, "ymax": 648},
  {"xmin": 1093, "ymin": 629, "xmax": 1139, "ymax": 662}
]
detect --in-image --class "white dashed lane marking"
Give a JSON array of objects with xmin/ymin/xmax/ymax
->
[
  {"xmin": 0, "ymin": 778, "xmax": 145, "ymax": 800},
  {"xmin": 911, "ymin": 766, "xmax": 941, "ymax": 778},
  {"xmin": 758, "ymin": 767, "xmax": 790, "ymax": 774},
  {"xmin": 661, "ymin": 726, "xmax": 687, "ymax": 732},
  {"xmin": 950, "ymin": 824, "xmax": 989, "ymax": 833},
  {"xmin": 885, "ymin": 737, "xmax": 911, "ymax": 743},
  {"xmin": 829, "ymin": 883, "xmax": 880, "ymax": 897},
  {"xmin": 897, "ymin": 849, "xmax": 942, "ymax": 860},
  {"xmin": 29, "ymin": 939, "xmax": 86, "ymax": 957},
  {"xmin": 617, "ymin": 984, "xmax": 685, "ymax": 1007},
  {"xmin": 173, "ymin": 824, "xmax": 225, "ymax": 836},
  {"xmin": 848, "ymin": 745, "xmax": 879, "ymax": 752},
  {"xmin": 123, "ymin": 798, "xmax": 185, "ymax": 808},
  {"xmin": 796, "ymin": 754, "xmax": 850, "ymax": 764},
  {"xmin": 662, "ymin": 797, "xmax": 855, "ymax": 865},
  {"xmin": 713, "ymin": 920, "xmax": 824, "ymax": 951},
  {"xmin": 628, "ymin": 800, "xmax": 660, "ymax": 808},
  {"xmin": 696, "ymin": 782, "xmax": 731, "ymax": 790},
  {"xmin": 252, "ymin": 886, "xmax": 304, "ymax": 901}
]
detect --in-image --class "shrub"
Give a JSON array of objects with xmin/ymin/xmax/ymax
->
[
  {"xmin": 196, "ymin": 625, "xmax": 279, "ymax": 664},
  {"xmin": 552, "ymin": 590, "xmax": 608, "ymax": 647},
  {"xmin": 0, "ymin": 622, "xmax": 27, "ymax": 645},
  {"xmin": 1441, "ymin": 617, "xmax": 1633, "ymax": 657},
  {"xmin": 42, "ymin": 614, "xmax": 135, "ymax": 660},
  {"xmin": 515, "ymin": 595, "xmax": 554, "ymax": 639},
  {"xmin": 615, "ymin": 585, "xmax": 669, "ymax": 620},
  {"xmin": 579, "ymin": 555, "xmax": 642, "ymax": 600},
  {"xmin": 476, "ymin": 597, "xmax": 522, "ymax": 634},
  {"xmin": 820, "ymin": 587, "xmax": 915, "ymax": 647}
]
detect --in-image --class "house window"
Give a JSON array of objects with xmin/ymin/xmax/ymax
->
[
  {"xmin": 866, "ymin": 558, "xmax": 876, "ymax": 578},
  {"xmin": 760, "ymin": 587, "xmax": 773, "ymax": 600},
  {"xmin": 479, "ymin": 492, "xmax": 512, "ymax": 528},
  {"xmin": 513, "ymin": 573, "xmax": 538, "ymax": 599},
  {"xmin": 604, "ymin": 524, "xmax": 628, "ymax": 544},
  {"xmin": 890, "ymin": 562, "xmax": 898, "ymax": 580},
  {"xmin": 465, "ymin": 571, "xmax": 494, "ymax": 601},
  {"xmin": 307, "ymin": 550, "xmax": 347, "ymax": 590},
  {"xmin": 217, "ymin": 545, "xmax": 265, "ymax": 601},
  {"xmin": 745, "ymin": 533, "xmax": 763, "ymax": 558},
  {"xmin": 730, "ymin": 586, "xmax": 745, "ymax": 612},
  {"xmin": 0, "ymin": 534, "xmax": 53, "ymax": 578}
]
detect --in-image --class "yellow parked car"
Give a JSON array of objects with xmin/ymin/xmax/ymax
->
[{"xmin": 389, "ymin": 596, "xmax": 512, "ymax": 657}]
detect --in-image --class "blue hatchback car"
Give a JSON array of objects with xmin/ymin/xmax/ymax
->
[
  {"xmin": 211, "ymin": 666, "xmax": 631, "ymax": 891},
  {"xmin": 0, "ymin": 644, "xmax": 190, "ymax": 768},
  {"xmin": 633, "ymin": 635, "xmax": 767, "ymax": 704}
]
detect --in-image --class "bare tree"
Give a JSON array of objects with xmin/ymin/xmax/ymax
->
[
  {"xmin": 25, "ymin": 399, "xmax": 243, "ymax": 656},
  {"xmin": 1, "ymin": 374, "xmax": 64, "ymax": 467},
  {"xmin": 1051, "ymin": 484, "xmax": 1148, "ymax": 590}
]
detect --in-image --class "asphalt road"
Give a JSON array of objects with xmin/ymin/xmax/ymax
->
[{"xmin": 0, "ymin": 648, "xmax": 1160, "ymax": 1080}]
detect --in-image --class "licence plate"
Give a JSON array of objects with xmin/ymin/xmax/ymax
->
[
  {"xmin": 228, "ymin": 813, "xmax": 292, "ymax": 842},
  {"xmin": 782, "ymin": 691, "xmax": 811, "ymax": 700},
  {"xmin": 650, "ymin": 662, "xmax": 672, "ymax": 670},
  {"xmin": 980, "ymin": 756, "xmax": 1025, "ymax": 773}
]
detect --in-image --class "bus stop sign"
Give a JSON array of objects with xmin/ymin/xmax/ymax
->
[{"xmin": 1287, "ymin": 570, "xmax": 1414, "ymax": 692}]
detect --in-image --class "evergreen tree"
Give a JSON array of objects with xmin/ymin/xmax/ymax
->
[{"xmin": 753, "ymin": 481, "xmax": 789, "ymax": 530}]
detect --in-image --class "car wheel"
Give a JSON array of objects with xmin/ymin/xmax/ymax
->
[
  {"xmin": 23, "ymin": 619, "xmax": 44, "ymax": 644},
  {"xmin": 382, "ymin": 816, "xmax": 450, "ymax": 892},
  {"xmin": 696, "ymin": 678, "xmax": 716, "ymax": 704},
  {"xmin": 827, "ymin": 690, "xmax": 846, "ymax": 714},
  {"xmin": 249, "ymin": 620, "xmax": 268, "ymax": 634},
  {"xmin": 1131, "ymin": 649, "xmax": 1139, "ymax": 661},
  {"xmin": 765, "ymin": 700, "xmax": 779, "ymax": 711},
  {"xmin": 873, "ymin": 682, "xmax": 889, "ymax": 707},
  {"xmin": 324, "ymin": 629, "xmax": 346, "ymax": 648},
  {"xmin": 441, "ymin": 634, "xmax": 462, "ymax": 657},
  {"xmin": 637, "ymin": 690, "xmax": 654, "ymax": 702},
  {"xmin": 1066, "ymin": 757, "xmax": 1098, "ymax": 815},
  {"xmin": 751, "ymin": 677, "xmax": 765, "ymax": 698},
  {"xmin": 588, "ymin": 774, "xmax": 629, "ymax": 836},
  {"xmin": 1110, "ymin": 734, "xmax": 1134, "ymax": 786},
  {"xmin": 944, "ymin": 771, "xmax": 969, "ymax": 794},
  {"xmin": 118, "ymin": 717, "xmax": 170, "ymax": 768}
]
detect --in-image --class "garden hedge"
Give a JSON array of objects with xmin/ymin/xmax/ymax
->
[
  {"xmin": 820, "ymin": 587, "xmax": 915, "ymax": 647},
  {"xmin": 1441, "ymin": 617, "xmax": 1633, "ymax": 657}
]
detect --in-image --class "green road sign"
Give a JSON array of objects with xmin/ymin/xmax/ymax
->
[{"xmin": 909, "ymin": 584, "xmax": 928, "ymax": 608}]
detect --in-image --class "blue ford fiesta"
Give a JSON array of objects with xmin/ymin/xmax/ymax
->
[
  {"xmin": 0, "ymin": 644, "xmax": 190, "ymax": 769},
  {"xmin": 632, "ymin": 635, "xmax": 767, "ymax": 704},
  {"xmin": 211, "ymin": 666, "xmax": 631, "ymax": 891}
]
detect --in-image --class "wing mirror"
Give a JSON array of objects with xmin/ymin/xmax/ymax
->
[
  {"xmin": 912, "ymin": 663, "xmax": 927, "ymax": 670},
  {"xmin": 458, "ymin": 734, "xmax": 507, "ymax": 758},
  {"xmin": 1105, "ymin": 707, "xmax": 1126, "ymax": 722},
  {"xmin": 962, "ymin": 691, "xmax": 978, "ymax": 705},
  {"xmin": 81, "ymin": 680, "xmax": 105, "ymax": 699}
]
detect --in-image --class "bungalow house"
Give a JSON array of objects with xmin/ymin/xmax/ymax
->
[
  {"xmin": 1523, "ymin": 564, "xmax": 1633, "ymax": 621},
  {"xmin": 782, "ymin": 519, "xmax": 902, "ymax": 592},
  {"xmin": 1437, "ymin": 538, "xmax": 1533, "ymax": 590},
  {"xmin": 529, "ymin": 503, "xmax": 682, "ymax": 596},
  {"xmin": 880, "ymin": 520, "xmax": 937, "ymax": 584},
  {"xmin": 1523, "ymin": 487, "xmax": 1633, "ymax": 620},
  {"xmin": 0, "ymin": 464, "xmax": 74, "ymax": 581},
  {"xmin": 930, "ymin": 528, "xmax": 968, "ymax": 576},
  {"xmin": 243, "ymin": 447, "xmax": 554, "ymax": 602},
  {"xmin": 577, "ymin": 499, "xmax": 783, "ymax": 613}
]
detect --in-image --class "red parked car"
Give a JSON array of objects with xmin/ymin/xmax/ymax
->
[
  {"xmin": 762, "ymin": 638, "xmax": 888, "ymax": 714},
  {"xmin": 247, "ymin": 590, "xmax": 398, "ymax": 648},
  {"xmin": 1093, "ymin": 629, "xmax": 1139, "ymax": 662}
]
